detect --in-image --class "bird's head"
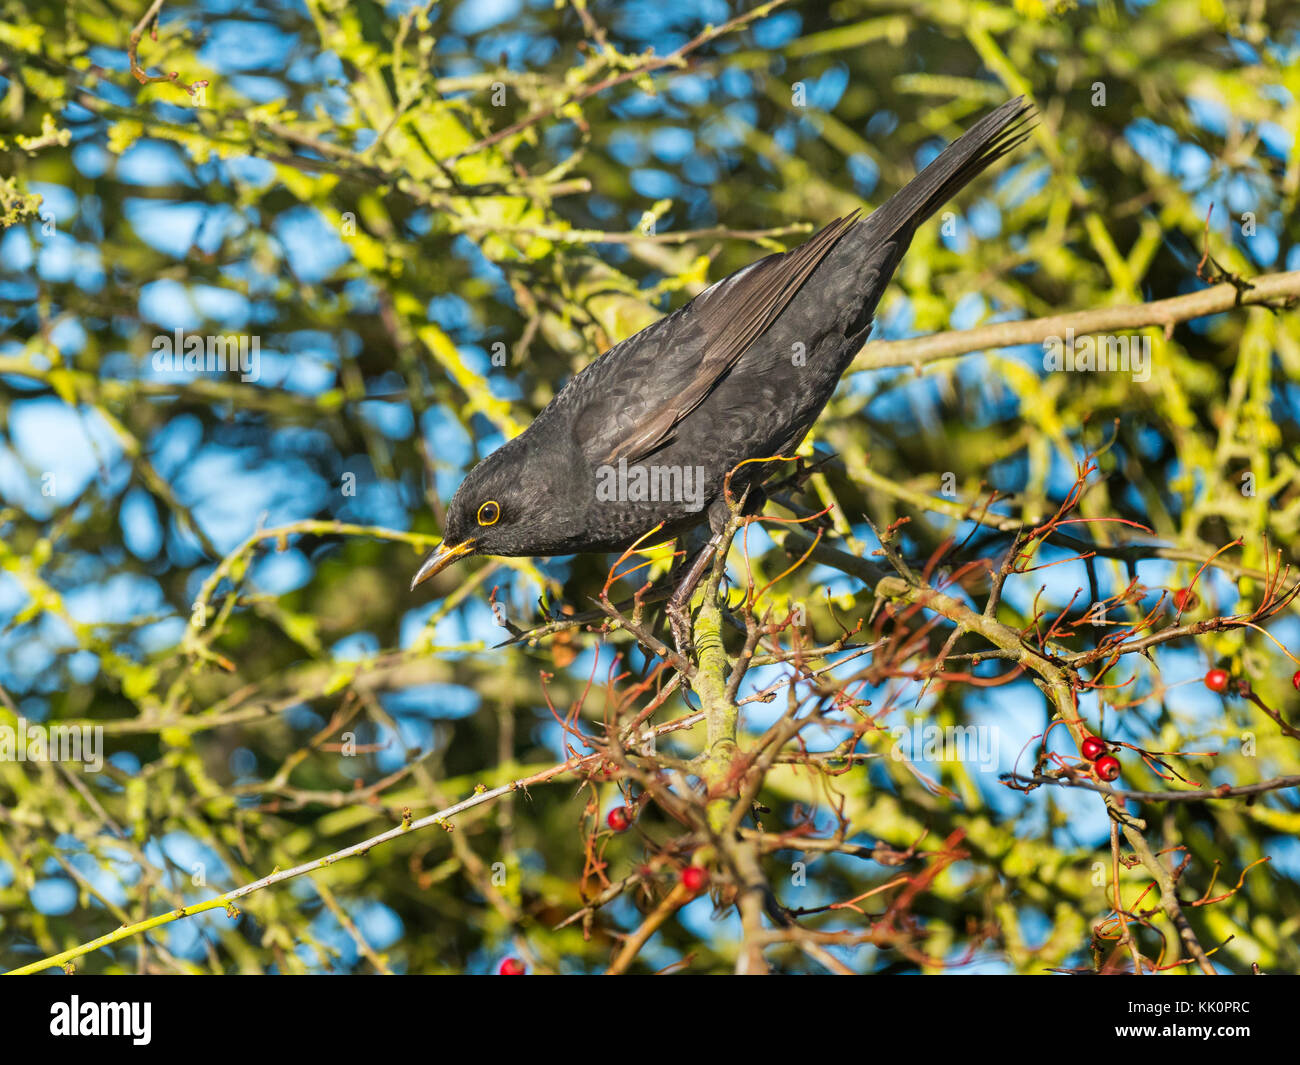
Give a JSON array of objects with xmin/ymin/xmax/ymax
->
[{"xmin": 409, "ymin": 438, "xmax": 568, "ymax": 590}]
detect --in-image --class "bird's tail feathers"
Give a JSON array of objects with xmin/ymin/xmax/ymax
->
[{"xmin": 863, "ymin": 97, "xmax": 1035, "ymax": 241}]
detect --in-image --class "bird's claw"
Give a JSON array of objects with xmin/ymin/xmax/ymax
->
[{"xmin": 666, "ymin": 600, "xmax": 694, "ymax": 661}]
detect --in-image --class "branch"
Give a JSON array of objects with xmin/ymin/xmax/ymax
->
[
  {"xmin": 445, "ymin": 0, "xmax": 793, "ymax": 162},
  {"xmin": 854, "ymin": 270, "xmax": 1300, "ymax": 371},
  {"xmin": 127, "ymin": 0, "xmax": 208, "ymax": 98},
  {"xmin": 1003, "ymin": 773, "xmax": 1300, "ymax": 804}
]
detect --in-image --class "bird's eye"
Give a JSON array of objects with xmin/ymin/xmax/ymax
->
[{"xmin": 477, "ymin": 500, "xmax": 500, "ymax": 526}]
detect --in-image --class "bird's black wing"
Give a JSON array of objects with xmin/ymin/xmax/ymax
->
[{"xmin": 596, "ymin": 211, "xmax": 861, "ymax": 464}]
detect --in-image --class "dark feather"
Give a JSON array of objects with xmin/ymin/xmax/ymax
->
[{"xmin": 604, "ymin": 210, "xmax": 862, "ymax": 463}]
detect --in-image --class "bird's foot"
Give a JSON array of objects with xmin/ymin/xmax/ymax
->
[
  {"xmin": 665, "ymin": 532, "xmax": 722, "ymax": 665},
  {"xmin": 666, "ymin": 599, "xmax": 695, "ymax": 660}
]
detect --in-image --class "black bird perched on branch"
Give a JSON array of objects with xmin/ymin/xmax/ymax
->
[{"xmin": 413, "ymin": 98, "xmax": 1033, "ymax": 641}]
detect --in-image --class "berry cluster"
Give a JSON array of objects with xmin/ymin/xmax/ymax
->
[{"xmin": 1079, "ymin": 734, "xmax": 1120, "ymax": 782}]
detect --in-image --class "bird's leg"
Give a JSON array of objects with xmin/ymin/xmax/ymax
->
[
  {"xmin": 666, "ymin": 534, "xmax": 721, "ymax": 659},
  {"xmin": 665, "ymin": 485, "xmax": 765, "ymax": 659}
]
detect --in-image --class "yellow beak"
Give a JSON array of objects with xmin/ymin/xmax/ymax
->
[{"xmin": 410, "ymin": 539, "xmax": 475, "ymax": 590}]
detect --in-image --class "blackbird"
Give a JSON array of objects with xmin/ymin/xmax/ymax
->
[{"xmin": 412, "ymin": 98, "xmax": 1033, "ymax": 609}]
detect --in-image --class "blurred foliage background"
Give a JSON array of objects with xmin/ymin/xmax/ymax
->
[{"xmin": 1, "ymin": 0, "xmax": 1298, "ymax": 974}]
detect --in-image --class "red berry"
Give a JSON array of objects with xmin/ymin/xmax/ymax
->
[
  {"xmin": 1094, "ymin": 755, "xmax": 1121, "ymax": 782},
  {"xmin": 1204, "ymin": 668, "xmax": 1229, "ymax": 693},
  {"xmin": 1080, "ymin": 735, "xmax": 1107, "ymax": 761},
  {"xmin": 1172, "ymin": 587, "xmax": 1199, "ymax": 612},
  {"xmin": 1292, "ymin": 670, "xmax": 1300, "ymax": 691},
  {"xmin": 607, "ymin": 806, "xmax": 632, "ymax": 832},
  {"xmin": 680, "ymin": 866, "xmax": 709, "ymax": 894},
  {"xmin": 498, "ymin": 958, "xmax": 526, "ymax": 975}
]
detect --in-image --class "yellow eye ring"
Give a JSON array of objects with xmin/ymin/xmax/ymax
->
[{"xmin": 477, "ymin": 500, "xmax": 500, "ymax": 526}]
